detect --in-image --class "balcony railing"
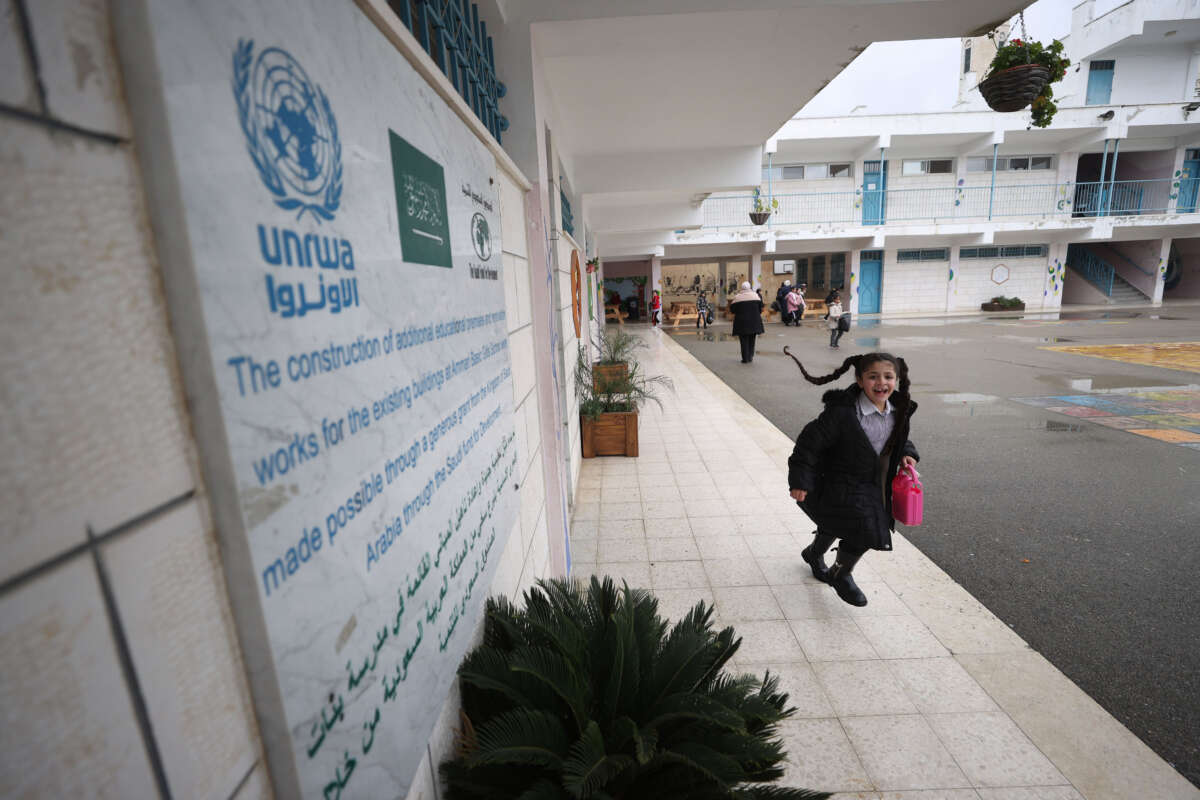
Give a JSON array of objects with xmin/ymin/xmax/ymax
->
[
  {"xmin": 388, "ymin": 0, "xmax": 509, "ymax": 143},
  {"xmin": 701, "ymin": 178, "xmax": 1193, "ymax": 229}
]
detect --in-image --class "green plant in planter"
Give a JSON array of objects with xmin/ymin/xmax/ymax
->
[
  {"xmin": 594, "ymin": 328, "xmax": 645, "ymax": 366},
  {"xmin": 984, "ymin": 31, "xmax": 1069, "ymax": 128},
  {"xmin": 751, "ymin": 188, "xmax": 779, "ymax": 215},
  {"xmin": 576, "ymin": 344, "xmax": 672, "ymax": 419},
  {"xmin": 439, "ymin": 577, "xmax": 831, "ymax": 800},
  {"xmin": 989, "ymin": 295, "xmax": 1025, "ymax": 308}
]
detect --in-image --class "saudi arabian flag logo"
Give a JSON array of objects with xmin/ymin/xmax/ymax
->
[{"xmin": 389, "ymin": 130, "xmax": 453, "ymax": 268}]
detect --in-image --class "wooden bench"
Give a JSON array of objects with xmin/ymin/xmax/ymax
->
[{"xmin": 665, "ymin": 302, "xmax": 698, "ymax": 327}]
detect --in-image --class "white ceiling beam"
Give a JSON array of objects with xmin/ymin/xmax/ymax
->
[
  {"xmin": 575, "ymin": 146, "xmax": 763, "ymax": 196},
  {"xmin": 589, "ymin": 203, "xmax": 704, "ymax": 235}
]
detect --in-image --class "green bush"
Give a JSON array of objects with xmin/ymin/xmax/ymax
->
[
  {"xmin": 989, "ymin": 295, "xmax": 1025, "ymax": 308},
  {"xmin": 439, "ymin": 577, "xmax": 830, "ymax": 800}
]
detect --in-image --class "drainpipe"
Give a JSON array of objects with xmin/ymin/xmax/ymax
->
[
  {"xmin": 1104, "ymin": 138, "xmax": 1121, "ymax": 216},
  {"xmin": 1097, "ymin": 139, "xmax": 1110, "ymax": 218},
  {"xmin": 878, "ymin": 146, "xmax": 887, "ymax": 225},
  {"xmin": 987, "ymin": 143, "xmax": 998, "ymax": 220}
]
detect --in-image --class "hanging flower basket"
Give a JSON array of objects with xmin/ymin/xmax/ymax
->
[
  {"xmin": 979, "ymin": 63, "xmax": 1051, "ymax": 113},
  {"xmin": 749, "ymin": 211, "xmax": 772, "ymax": 225}
]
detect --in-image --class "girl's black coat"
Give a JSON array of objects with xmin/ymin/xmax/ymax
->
[
  {"xmin": 787, "ymin": 385, "xmax": 919, "ymax": 551},
  {"xmin": 730, "ymin": 298, "xmax": 764, "ymax": 335}
]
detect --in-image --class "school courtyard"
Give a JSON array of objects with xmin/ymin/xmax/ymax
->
[{"xmin": 571, "ymin": 302, "xmax": 1200, "ymax": 798}]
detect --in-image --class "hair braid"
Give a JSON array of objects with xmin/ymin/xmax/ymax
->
[{"xmin": 783, "ymin": 347, "xmax": 859, "ymax": 385}]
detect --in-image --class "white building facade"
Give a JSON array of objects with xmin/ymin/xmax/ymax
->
[{"xmin": 618, "ymin": 0, "xmax": 1200, "ymax": 317}]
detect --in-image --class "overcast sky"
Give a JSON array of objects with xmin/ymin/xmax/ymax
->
[{"xmin": 796, "ymin": 0, "xmax": 1098, "ymax": 117}]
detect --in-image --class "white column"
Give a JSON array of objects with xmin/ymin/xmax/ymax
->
[
  {"xmin": 1168, "ymin": 146, "xmax": 1187, "ymax": 214},
  {"xmin": 946, "ymin": 246, "xmax": 960, "ymax": 312},
  {"xmin": 1154, "ymin": 238, "xmax": 1171, "ymax": 304},
  {"xmin": 749, "ymin": 252, "xmax": 762, "ymax": 293},
  {"xmin": 1045, "ymin": 242, "xmax": 1068, "ymax": 311},
  {"xmin": 650, "ymin": 256, "xmax": 662, "ymax": 296},
  {"xmin": 848, "ymin": 249, "xmax": 861, "ymax": 316}
]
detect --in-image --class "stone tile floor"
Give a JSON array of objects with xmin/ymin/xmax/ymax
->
[{"xmin": 568, "ymin": 329, "xmax": 1199, "ymax": 800}]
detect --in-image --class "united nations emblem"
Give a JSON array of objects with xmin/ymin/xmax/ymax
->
[
  {"xmin": 471, "ymin": 212, "xmax": 492, "ymax": 261},
  {"xmin": 233, "ymin": 40, "xmax": 343, "ymax": 223}
]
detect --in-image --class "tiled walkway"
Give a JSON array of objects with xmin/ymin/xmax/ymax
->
[{"xmin": 568, "ymin": 328, "xmax": 1199, "ymax": 800}]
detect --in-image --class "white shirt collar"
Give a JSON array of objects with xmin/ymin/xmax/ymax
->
[{"xmin": 857, "ymin": 391, "xmax": 892, "ymax": 418}]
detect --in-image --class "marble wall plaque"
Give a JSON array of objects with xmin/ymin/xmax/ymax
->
[{"xmin": 118, "ymin": 1, "xmax": 518, "ymax": 796}]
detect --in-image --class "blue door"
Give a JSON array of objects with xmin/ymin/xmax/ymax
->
[
  {"xmin": 1179, "ymin": 158, "xmax": 1200, "ymax": 213},
  {"xmin": 859, "ymin": 253, "xmax": 882, "ymax": 313},
  {"xmin": 862, "ymin": 160, "xmax": 887, "ymax": 225},
  {"xmin": 1086, "ymin": 60, "xmax": 1114, "ymax": 105}
]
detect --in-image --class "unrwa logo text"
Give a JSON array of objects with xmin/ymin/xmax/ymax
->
[{"xmin": 233, "ymin": 40, "xmax": 342, "ymax": 223}]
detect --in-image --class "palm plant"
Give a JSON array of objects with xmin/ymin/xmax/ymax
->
[
  {"xmin": 576, "ymin": 345, "xmax": 672, "ymax": 420},
  {"xmin": 439, "ymin": 577, "xmax": 830, "ymax": 800},
  {"xmin": 594, "ymin": 328, "xmax": 645, "ymax": 365}
]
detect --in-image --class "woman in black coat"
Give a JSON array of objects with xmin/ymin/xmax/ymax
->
[
  {"xmin": 729, "ymin": 282, "xmax": 764, "ymax": 363},
  {"xmin": 784, "ymin": 350, "xmax": 919, "ymax": 606}
]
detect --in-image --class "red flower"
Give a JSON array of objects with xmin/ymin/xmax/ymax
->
[{"xmin": 1010, "ymin": 38, "xmax": 1022, "ymax": 45}]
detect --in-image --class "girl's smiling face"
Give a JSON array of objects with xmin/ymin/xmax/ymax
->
[{"xmin": 857, "ymin": 359, "xmax": 898, "ymax": 410}]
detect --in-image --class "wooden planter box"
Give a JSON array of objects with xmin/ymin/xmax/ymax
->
[
  {"xmin": 581, "ymin": 411, "xmax": 639, "ymax": 458},
  {"xmin": 981, "ymin": 302, "xmax": 1025, "ymax": 311},
  {"xmin": 592, "ymin": 362, "xmax": 628, "ymax": 393}
]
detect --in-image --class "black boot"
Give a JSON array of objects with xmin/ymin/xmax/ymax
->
[
  {"xmin": 828, "ymin": 549, "xmax": 868, "ymax": 607},
  {"xmin": 801, "ymin": 532, "xmax": 836, "ymax": 583}
]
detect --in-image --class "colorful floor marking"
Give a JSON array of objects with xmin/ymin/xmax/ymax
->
[
  {"xmin": 1012, "ymin": 388, "xmax": 1200, "ymax": 450},
  {"xmin": 1039, "ymin": 341, "xmax": 1200, "ymax": 373}
]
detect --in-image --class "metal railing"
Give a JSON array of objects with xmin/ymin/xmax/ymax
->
[
  {"xmin": 389, "ymin": 0, "xmax": 509, "ymax": 143},
  {"xmin": 1066, "ymin": 245, "xmax": 1114, "ymax": 296},
  {"xmin": 701, "ymin": 178, "xmax": 1187, "ymax": 229}
]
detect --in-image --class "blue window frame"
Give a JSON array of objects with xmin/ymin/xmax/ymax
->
[
  {"xmin": 388, "ymin": 0, "xmax": 509, "ymax": 143},
  {"xmin": 1086, "ymin": 60, "xmax": 1114, "ymax": 105}
]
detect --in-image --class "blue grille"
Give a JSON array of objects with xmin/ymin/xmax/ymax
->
[{"xmin": 389, "ymin": 0, "xmax": 509, "ymax": 143}]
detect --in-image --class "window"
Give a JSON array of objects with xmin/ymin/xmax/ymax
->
[
  {"xmin": 967, "ymin": 155, "xmax": 1055, "ymax": 172},
  {"xmin": 1086, "ymin": 60, "xmax": 1115, "ymax": 105},
  {"xmin": 897, "ymin": 248, "xmax": 949, "ymax": 262},
  {"xmin": 812, "ymin": 255, "xmax": 827, "ymax": 288},
  {"xmin": 830, "ymin": 252, "xmax": 846, "ymax": 287},
  {"xmin": 902, "ymin": 158, "xmax": 954, "ymax": 175},
  {"xmin": 796, "ymin": 258, "xmax": 808, "ymax": 285},
  {"xmin": 807, "ymin": 164, "xmax": 828, "ymax": 179},
  {"xmin": 960, "ymin": 244, "xmax": 1046, "ymax": 259},
  {"xmin": 829, "ymin": 163, "xmax": 852, "ymax": 178},
  {"xmin": 1187, "ymin": 148, "xmax": 1200, "ymax": 160},
  {"xmin": 963, "ymin": 45, "xmax": 972, "ymax": 74},
  {"xmin": 782, "ymin": 165, "xmax": 805, "ymax": 180}
]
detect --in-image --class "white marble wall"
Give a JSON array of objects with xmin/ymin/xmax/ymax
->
[
  {"xmin": 0, "ymin": 2, "xmax": 268, "ymax": 797},
  {"xmin": 1, "ymin": 2, "xmax": 560, "ymax": 799}
]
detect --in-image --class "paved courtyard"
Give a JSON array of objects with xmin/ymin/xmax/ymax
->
[{"xmin": 568, "ymin": 328, "xmax": 1199, "ymax": 800}]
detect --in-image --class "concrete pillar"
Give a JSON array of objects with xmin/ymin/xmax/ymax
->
[
  {"xmin": 1168, "ymin": 146, "xmax": 1187, "ymax": 214},
  {"xmin": 749, "ymin": 252, "xmax": 762, "ymax": 293},
  {"xmin": 848, "ymin": 249, "xmax": 861, "ymax": 316},
  {"xmin": 1154, "ymin": 238, "xmax": 1171, "ymax": 304},
  {"xmin": 718, "ymin": 260, "xmax": 728, "ymax": 306},
  {"xmin": 946, "ymin": 246, "xmax": 960, "ymax": 312},
  {"xmin": 650, "ymin": 256, "xmax": 662, "ymax": 297},
  {"xmin": 1045, "ymin": 242, "xmax": 1068, "ymax": 311}
]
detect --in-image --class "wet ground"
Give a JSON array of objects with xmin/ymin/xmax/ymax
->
[{"xmin": 668, "ymin": 304, "xmax": 1200, "ymax": 787}]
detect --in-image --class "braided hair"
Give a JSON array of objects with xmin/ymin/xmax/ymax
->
[{"xmin": 783, "ymin": 347, "xmax": 913, "ymax": 450}]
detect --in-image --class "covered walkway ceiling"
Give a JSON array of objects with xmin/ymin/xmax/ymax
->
[{"xmin": 501, "ymin": 0, "xmax": 1030, "ymax": 254}]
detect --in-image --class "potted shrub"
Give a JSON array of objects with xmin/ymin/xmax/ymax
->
[
  {"xmin": 440, "ymin": 576, "xmax": 832, "ymax": 800},
  {"xmin": 591, "ymin": 328, "xmax": 642, "ymax": 392},
  {"xmin": 577, "ymin": 341, "xmax": 671, "ymax": 458},
  {"xmin": 749, "ymin": 188, "xmax": 778, "ymax": 225},
  {"xmin": 981, "ymin": 295, "xmax": 1026, "ymax": 311},
  {"xmin": 978, "ymin": 15, "xmax": 1069, "ymax": 127}
]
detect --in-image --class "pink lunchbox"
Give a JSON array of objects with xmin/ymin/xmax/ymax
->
[{"xmin": 891, "ymin": 466, "xmax": 923, "ymax": 526}]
